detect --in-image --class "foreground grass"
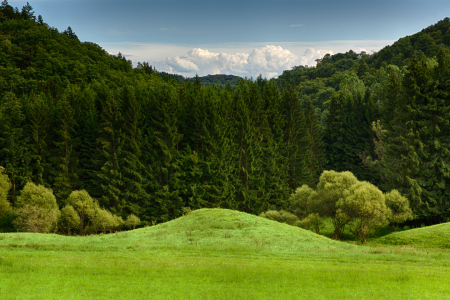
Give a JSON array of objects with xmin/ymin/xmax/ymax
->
[{"xmin": 1, "ymin": 209, "xmax": 450, "ymax": 299}]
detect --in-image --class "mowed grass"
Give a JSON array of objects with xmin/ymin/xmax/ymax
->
[{"xmin": 1, "ymin": 208, "xmax": 450, "ymax": 299}]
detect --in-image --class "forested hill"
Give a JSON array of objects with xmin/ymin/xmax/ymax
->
[
  {"xmin": 1, "ymin": 0, "xmax": 450, "ymax": 227},
  {"xmin": 271, "ymin": 17, "xmax": 450, "ymax": 222},
  {"xmin": 274, "ymin": 18, "xmax": 450, "ymax": 88},
  {"xmin": 0, "ymin": 1, "xmax": 325, "ymax": 224},
  {"xmin": 157, "ymin": 72, "xmax": 241, "ymax": 89}
]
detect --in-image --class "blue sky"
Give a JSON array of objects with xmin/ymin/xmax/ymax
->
[{"xmin": 9, "ymin": 0, "xmax": 450, "ymax": 78}]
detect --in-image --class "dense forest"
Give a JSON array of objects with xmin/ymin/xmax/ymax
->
[{"xmin": 0, "ymin": 1, "xmax": 449, "ymax": 231}]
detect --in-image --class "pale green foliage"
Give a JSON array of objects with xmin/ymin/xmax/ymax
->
[
  {"xmin": 385, "ymin": 189, "xmax": 413, "ymax": 229},
  {"xmin": 339, "ymin": 73, "xmax": 365, "ymax": 101},
  {"xmin": 259, "ymin": 210, "xmax": 299, "ymax": 225},
  {"xmin": 289, "ymin": 184, "xmax": 315, "ymax": 219},
  {"xmin": 91, "ymin": 208, "xmax": 117, "ymax": 233},
  {"xmin": 114, "ymin": 215, "xmax": 125, "ymax": 230},
  {"xmin": 0, "ymin": 167, "xmax": 12, "ymax": 216},
  {"xmin": 298, "ymin": 213, "xmax": 324, "ymax": 234},
  {"xmin": 14, "ymin": 182, "xmax": 59, "ymax": 233},
  {"xmin": 312, "ymin": 170, "xmax": 359, "ymax": 239},
  {"xmin": 66, "ymin": 190, "xmax": 99, "ymax": 232},
  {"xmin": 125, "ymin": 214, "xmax": 140, "ymax": 229},
  {"xmin": 337, "ymin": 181, "xmax": 389, "ymax": 244},
  {"xmin": 13, "ymin": 204, "xmax": 59, "ymax": 233},
  {"xmin": 16, "ymin": 182, "xmax": 58, "ymax": 211},
  {"xmin": 59, "ymin": 205, "xmax": 81, "ymax": 235}
]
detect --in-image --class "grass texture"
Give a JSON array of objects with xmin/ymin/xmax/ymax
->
[
  {"xmin": 1, "ymin": 208, "xmax": 450, "ymax": 299},
  {"xmin": 374, "ymin": 221, "xmax": 450, "ymax": 248}
]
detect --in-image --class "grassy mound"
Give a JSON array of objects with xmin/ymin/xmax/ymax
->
[
  {"xmin": 374, "ymin": 222, "xmax": 450, "ymax": 248},
  {"xmin": 0, "ymin": 208, "xmax": 354, "ymax": 254}
]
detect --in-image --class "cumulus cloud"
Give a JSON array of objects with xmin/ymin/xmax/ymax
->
[{"xmin": 156, "ymin": 45, "xmax": 333, "ymax": 78}]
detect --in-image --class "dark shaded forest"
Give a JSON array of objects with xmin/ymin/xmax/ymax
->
[{"xmin": 1, "ymin": 1, "xmax": 450, "ymax": 227}]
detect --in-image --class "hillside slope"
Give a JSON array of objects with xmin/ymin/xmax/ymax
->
[
  {"xmin": 375, "ymin": 223, "xmax": 450, "ymax": 248},
  {"xmin": 0, "ymin": 209, "xmax": 355, "ymax": 253}
]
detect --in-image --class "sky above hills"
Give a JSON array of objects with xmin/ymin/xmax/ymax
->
[{"xmin": 10, "ymin": 0, "xmax": 450, "ymax": 78}]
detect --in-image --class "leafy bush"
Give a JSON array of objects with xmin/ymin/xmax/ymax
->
[
  {"xmin": 59, "ymin": 205, "xmax": 81, "ymax": 235},
  {"xmin": 0, "ymin": 166, "xmax": 12, "ymax": 217},
  {"xmin": 14, "ymin": 182, "xmax": 59, "ymax": 233},
  {"xmin": 297, "ymin": 213, "xmax": 324, "ymax": 234},
  {"xmin": 385, "ymin": 189, "xmax": 413, "ymax": 230},
  {"xmin": 289, "ymin": 185, "xmax": 315, "ymax": 219},
  {"xmin": 66, "ymin": 190, "xmax": 99, "ymax": 233},
  {"xmin": 259, "ymin": 210, "xmax": 299, "ymax": 225},
  {"xmin": 337, "ymin": 181, "xmax": 389, "ymax": 244},
  {"xmin": 91, "ymin": 208, "xmax": 119, "ymax": 233},
  {"xmin": 13, "ymin": 205, "xmax": 59, "ymax": 233},
  {"xmin": 125, "ymin": 214, "xmax": 140, "ymax": 229}
]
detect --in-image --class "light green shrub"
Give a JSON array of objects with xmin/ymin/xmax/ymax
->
[
  {"xmin": 91, "ymin": 208, "xmax": 116, "ymax": 233},
  {"xmin": 289, "ymin": 184, "xmax": 315, "ymax": 219},
  {"xmin": 297, "ymin": 213, "xmax": 324, "ymax": 234},
  {"xmin": 385, "ymin": 189, "xmax": 413, "ymax": 231},
  {"xmin": 14, "ymin": 182, "xmax": 59, "ymax": 233},
  {"xmin": 59, "ymin": 205, "xmax": 81, "ymax": 235},
  {"xmin": 13, "ymin": 205, "xmax": 59, "ymax": 233},
  {"xmin": 337, "ymin": 181, "xmax": 389, "ymax": 244},
  {"xmin": 66, "ymin": 190, "xmax": 99, "ymax": 233},
  {"xmin": 0, "ymin": 166, "xmax": 12, "ymax": 217},
  {"xmin": 125, "ymin": 214, "xmax": 140, "ymax": 229},
  {"xmin": 259, "ymin": 210, "xmax": 299, "ymax": 225}
]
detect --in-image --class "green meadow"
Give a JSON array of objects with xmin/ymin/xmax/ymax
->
[{"xmin": 1, "ymin": 208, "xmax": 450, "ymax": 299}]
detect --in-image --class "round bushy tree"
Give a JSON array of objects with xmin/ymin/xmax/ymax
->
[
  {"xmin": 0, "ymin": 167, "xmax": 12, "ymax": 217},
  {"xmin": 312, "ymin": 170, "xmax": 359, "ymax": 239},
  {"xmin": 337, "ymin": 181, "xmax": 389, "ymax": 244},
  {"xmin": 66, "ymin": 190, "xmax": 98, "ymax": 233},
  {"xmin": 259, "ymin": 210, "xmax": 299, "ymax": 225},
  {"xmin": 59, "ymin": 204, "xmax": 81, "ymax": 235},
  {"xmin": 385, "ymin": 189, "xmax": 413, "ymax": 231},
  {"xmin": 14, "ymin": 182, "xmax": 59, "ymax": 233},
  {"xmin": 289, "ymin": 184, "xmax": 315, "ymax": 219},
  {"xmin": 125, "ymin": 214, "xmax": 140, "ymax": 229}
]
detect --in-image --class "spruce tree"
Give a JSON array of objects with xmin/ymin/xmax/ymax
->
[
  {"xmin": 0, "ymin": 92, "xmax": 32, "ymax": 203},
  {"xmin": 51, "ymin": 96, "xmax": 78, "ymax": 203},
  {"xmin": 96, "ymin": 93, "xmax": 125, "ymax": 214},
  {"xmin": 305, "ymin": 99, "xmax": 326, "ymax": 187},
  {"xmin": 281, "ymin": 86, "xmax": 308, "ymax": 189},
  {"xmin": 120, "ymin": 84, "xmax": 149, "ymax": 216}
]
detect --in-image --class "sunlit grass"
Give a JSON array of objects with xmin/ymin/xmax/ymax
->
[{"xmin": 1, "ymin": 208, "xmax": 450, "ymax": 299}]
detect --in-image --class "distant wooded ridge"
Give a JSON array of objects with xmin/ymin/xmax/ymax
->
[{"xmin": 1, "ymin": 1, "xmax": 450, "ymax": 231}]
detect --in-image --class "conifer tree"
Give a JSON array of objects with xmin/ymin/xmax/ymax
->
[
  {"xmin": 120, "ymin": 84, "xmax": 149, "ymax": 216},
  {"xmin": 96, "ymin": 93, "xmax": 125, "ymax": 214},
  {"xmin": 150, "ymin": 86, "xmax": 183, "ymax": 220},
  {"xmin": 24, "ymin": 93, "xmax": 52, "ymax": 186},
  {"xmin": 281, "ymin": 86, "xmax": 308, "ymax": 189},
  {"xmin": 305, "ymin": 99, "xmax": 326, "ymax": 187},
  {"xmin": 51, "ymin": 96, "xmax": 78, "ymax": 203},
  {"xmin": 0, "ymin": 92, "xmax": 32, "ymax": 203},
  {"xmin": 379, "ymin": 56, "xmax": 422, "ymax": 210},
  {"xmin": 232, "ymin": 82, "xmax": 267, "ymax": 213}
]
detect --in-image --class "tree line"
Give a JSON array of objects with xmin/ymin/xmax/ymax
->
[{"xmin": 0, "ymin": 1, "xmax": 450, "ymax": 234}]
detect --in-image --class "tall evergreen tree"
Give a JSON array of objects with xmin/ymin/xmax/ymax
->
[
  {"xmin": 50, "ymin": 96, "xmax": 78, "ymax": 203},
  {"xmin": 281, "ymin": 86, "xmax": 308, "ymax": 189},
  {"xmin": 305, "ymin": 99, "xmax": 326, "ymax": 187},
  {"xmin": 96, "ymin": 93, "xmax": 125, "ymax": 214},
  {"xmin": 0, "ymin": 92, "xmax": 32, "ymax": 203}
]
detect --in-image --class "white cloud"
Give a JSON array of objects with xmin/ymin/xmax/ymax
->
[
  {"xmin": 99, "ymin": 40, "xmax": 393, "ymax": 78},
  {"xmin": 153, "ymin": 45, "xmax": 332, "ymax": 78}
]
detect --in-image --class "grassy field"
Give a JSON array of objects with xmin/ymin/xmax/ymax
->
[{"xmin": 1, "ymin": 208, "xmax": 450, "ymax": 299}]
